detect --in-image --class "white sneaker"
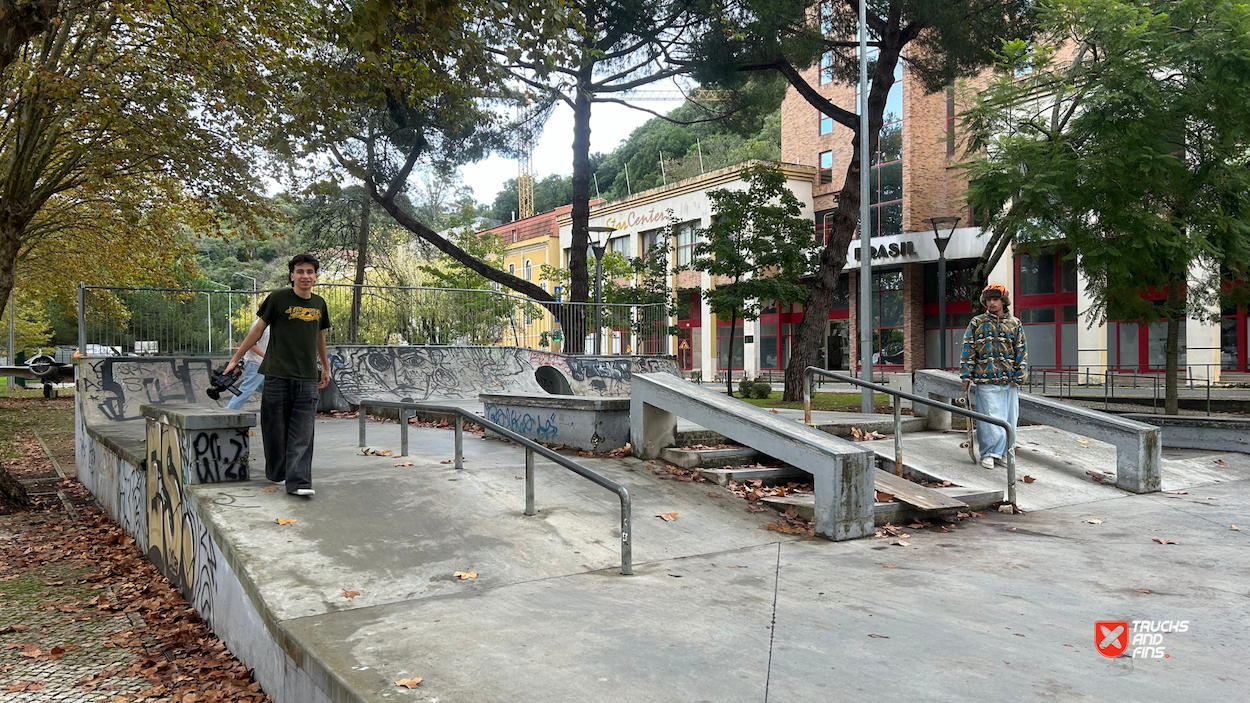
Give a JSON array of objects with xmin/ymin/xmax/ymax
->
[
  {"xmin": 995, "ymin": 457, "xmax": 1009, "ymax": 468},
  {"xmin": 293, "ymin": 488, "xmax": 315, "ymax": 497},
  {"xmin": 981, "ymin": 456, "xmax": 996, "ymax": 469}
]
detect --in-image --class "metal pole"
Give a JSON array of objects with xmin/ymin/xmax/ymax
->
[
  {"xmin": 524, "ymin": 447, "xmax": 536, "ymax": 516},
  {"xmin": 207, "ymin": 292, "xmax": 212, "ymax": 354},
  {"xmin": 893, "ymin": 401, "xmax": 903, "ymax": 476},
  {"xmin": 78, "ymin": 283, "xmax": 85, "ymax": 355},
  {"xmin": 359, "ymin": 406, "xmax": 367, "ymax": 447},
  {"xmin": 858, "ymin": 0, "xmax": 872, "ymax": 413},
  {"xmin": 6, "ymin": 295, "xmax": 14, "ymax": 390},
  {"xmin": 938, "ymin": 249, "xmax": 947, "ymax": 370},
  {"xmin": 594, "ymin": 253, "xmax": 604, "ymax": 355},
  {"xmin": 454, "ymin": 414, "xmax": 464, "ymax": 469}
]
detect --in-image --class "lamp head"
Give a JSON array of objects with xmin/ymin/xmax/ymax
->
[
  {"xmin": 923, "ymin": 216, "xmax": 961, "ymax": 253},
  {"xmin": 587, "ymin": 225, "xmax": 615, "ymax": 257}
]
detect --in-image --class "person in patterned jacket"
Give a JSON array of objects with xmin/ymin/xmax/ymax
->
[{"xmin": 960, "ymin": 284, "xmax": 1028, "ymax": 469}]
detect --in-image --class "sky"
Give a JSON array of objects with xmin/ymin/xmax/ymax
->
[{"xmin": 458, "ymin": 95, "xmax": 686, "ymax": 209}]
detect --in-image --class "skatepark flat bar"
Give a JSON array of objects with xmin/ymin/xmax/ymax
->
[
  {"xmin": 803, "ymin": 367, "xmax": 1018, "ymax": 505},
  {"xmin": 356, "ymin": 399, "xmax": 633, "ymax": 575}
]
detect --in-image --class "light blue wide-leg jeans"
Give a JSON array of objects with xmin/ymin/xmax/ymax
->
[{"xmin": 975, "ymin": 383, "xmax": 1019, "ymax": 459}]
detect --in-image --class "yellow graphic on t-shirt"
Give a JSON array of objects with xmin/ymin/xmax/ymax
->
[{"xmin": 285, "ymin": 305, "xmax": 322, "ymax": 322}]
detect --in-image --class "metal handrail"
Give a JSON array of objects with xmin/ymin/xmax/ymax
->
[
  {"xmin": 802, "ymin": 367, "xmax": 1018, "ymax": 505},
  {"xmin": 356, "ymin": 400, "xmax": 633, "ymax": 575}
]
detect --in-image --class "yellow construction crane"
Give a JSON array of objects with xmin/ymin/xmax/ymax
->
[{"xmin": 517, "ymin": 100, "xmax": 535, "ymax": 220}]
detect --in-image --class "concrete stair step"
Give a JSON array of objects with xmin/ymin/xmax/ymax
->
[
  {"xmin": 661, "ymin": 446, "xmax": 766, "ymax": 469},
  {"xmin": 675, "ymin": 415, "xmax": 927, "ymax": 447},
  {"xmin": 763, "ymin": 486, "xmax": 1001, "ymax": 526},
  {"xmin": 696, "ymin": 465, "xmax": 808, "ymax": 486}
]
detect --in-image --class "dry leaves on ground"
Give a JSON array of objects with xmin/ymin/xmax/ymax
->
[
  {"xmin": 874, "ymin": 491, "xmax": 894, "ymax": 503},
  {"xmin": 1232, "ymin": 525, "xmax": 1241, "ymax": 531},
  {"xmin": 341, "ymin": 591, "xmax": 360, "ymax": 599},
  {"xmin": 394, "ymin": 462, "xmax": 414, "ymax": 467},
  {"xmin": 262, "ymin": 488, "xmax": 276, "ymax": 493},
  {"xmin": 850, "ymin": 427, "xmax": 887, "ymax": 441},
  {"xmin": 1152, "ymin": 538, "xmax": 1179, "ymax": 545},
  {"xmin": 362, "ymin": 447, "xmax": 394, "ymax": 457},
  {"xmin": 453, "ymin": 571, "xmax": 477, "ymax": 580},
  {"xmin": 395, "ymin": 678, "xmax": 423, "ymax": 688},
  {"xmin": 1021, "ymin": 475, "xmax": 1036, "ymax": 484},
  {"xmin": 1083, "ymin": 518, "xmax": 1103, "ymax": 524},
  {"xmin": 275, "ymin": 518, "xmax": 298, "ymax": 525},
  {"xmin": 1086, "ymin": 470, "xmax": 1115, "ymax": 485},
  {"xmin": 655, "ymin": 512, "xmax": 678, "ymax": 522}
]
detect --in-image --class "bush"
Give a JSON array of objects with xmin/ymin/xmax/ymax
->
[
  {"xmin": 738, "ymin": 378, "xmax": 755, "ymax": 397},
  {"xmin": 752, "ymin": 382, "xmax": 772, "ymax": 399}
]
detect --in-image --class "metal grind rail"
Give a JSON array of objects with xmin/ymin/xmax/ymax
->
[
  {"xmin": 802, "ymin": 367, "xmax": 1019, "ymax": 506},
  {"xmin": 356, "ymin": 400, "xmax": 633, "ymax": 575}
]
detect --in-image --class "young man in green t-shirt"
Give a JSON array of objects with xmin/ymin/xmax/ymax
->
[{"xmin": 225, "ymin": 254, "xmax": 331, "ymax": 497}]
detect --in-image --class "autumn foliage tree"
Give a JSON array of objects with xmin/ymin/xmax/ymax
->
[{"xmin": 0, "ymin": 1, "xmax": 294, "ymax": 320}]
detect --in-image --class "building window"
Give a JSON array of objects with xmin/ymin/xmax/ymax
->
[
  {"xmin": 872, "ymin": 269, "xmax": 905, "ymax": 366},
  {"xmin": 717, "ymin": 319, "xmax": 745, "ymax": 370},
  {"xmin": 675, "ymin": 221, "xmax": 698, "ymax": 267},
  {"xmin": 524, "ymin": 259, "xmax": 532, "ymax": 281},
  {"xmin": 511, "ymin": 229, "xmax": 518, "ymax": 243},
  {"xmin": 859, "ymin": 48, "xmax": 903, "ymax": 238},
  {"xmin": 820, "ymin": 51, "xmax": 834, "ymax": 84},
  {"xmin": 945, "ymin": 86, "xmax": 956, "ymax": 158},
  {"xmin": 609, "ymin": 235, "xmax": 631, "ymax": 257},
  {"xmin": 820, "ymin": 112, "xmax": 833, "ymax": 135},
  {"xmin": 508, "ymin": 263, "xmax": 515, "ymax": 276},
  {"xmin": 819, "ymin": 0, "xmax": 834, "ymax": 34},
  {"xmin": 640, "ymin": 227, "xmax": 664, "ymax": 259},
  {"xmin": 1014, "ymin": 249, "xmax": 1079, "ymax": 370},
  {"xmin": 818, "ymin": 150, "xmax": 834, "ymax": 185}
]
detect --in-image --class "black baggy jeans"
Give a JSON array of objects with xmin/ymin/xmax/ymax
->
[{"xmin": 261, "ymin": 377, "xmax": 319, "ymax": 494}]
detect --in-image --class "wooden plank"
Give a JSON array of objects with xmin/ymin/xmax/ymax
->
[{"xmin": 873, "ymin": 469, "xmax": 967, "ymax": 511}]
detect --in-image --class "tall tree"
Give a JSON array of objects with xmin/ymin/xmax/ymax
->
[
  {"xmin": 0, "ymin": 0, "xmax": 287, "ymax": 321},
  {"xmin": 691, "ymin": 164, "xmax": 816, "ymax": 395},
  {"xmin": 687, "ymin": 0, "xmax": 1035, "ymax": 400},
  {"xmin": 962, "ymin": 0, "xmax": 1250, "ymax": 414},
  {"xmin": 274, "ymin": 0, "xmax": 581, "ymax": 342}
]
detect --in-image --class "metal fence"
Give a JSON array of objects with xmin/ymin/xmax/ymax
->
[{"xmin": 77, "ymin": 283, "xmax": 673, "ymax": 357}]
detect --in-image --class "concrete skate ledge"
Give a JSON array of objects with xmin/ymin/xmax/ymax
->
[
  {"xmin": 1123, "ymin": 413, "xmax": 1250, "ymax": 453},
  {"xmin": 480, "ymin": 393, "xmax": 630, "ymax": 452},
  {"xmin": 631, "ymin": 372, "xmax": 875, "ymax": 541},
  {"xmin": 914, "ymin": 369, "xmax": 1161, "ymax": 493}
]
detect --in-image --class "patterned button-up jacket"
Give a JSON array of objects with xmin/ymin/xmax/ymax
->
[{"xmin": 959, "ymin": 312, "xmax": 1028, "ymax": 385}]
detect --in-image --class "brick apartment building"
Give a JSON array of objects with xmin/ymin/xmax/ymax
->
[{"xmin": 778, "ymin": 53, "xmax": 1229, "ymax": 381}]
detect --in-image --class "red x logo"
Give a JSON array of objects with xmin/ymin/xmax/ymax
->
[{"xmin": 1096, "ymin": 621, "xmax": 1130, "ymax": 657}]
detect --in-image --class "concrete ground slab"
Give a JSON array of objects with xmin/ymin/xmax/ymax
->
[
  {"xmin": 882, "ymin": 426, "xmax": 1250, "ymax": 512},
  {"xmin": 192, "ymin": 417, "xmax": 1249, "ymax": 703}
]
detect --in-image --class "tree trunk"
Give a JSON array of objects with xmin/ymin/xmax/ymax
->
[
  {"xmin": 0, "ymin": 464, "xmax": 28, "ymax": 513},
  {"xmin": 726, "ymin": 307, "xmax": 738, "ymax": 396},
  {"xmin": 1165, "ymin": 275, "xmax": 1182, "ymax": 415},
  {"xmin": 781, "ymin": 42, "xmax": 901, "ymax": 401},
  {"xmin": 564, "ymin": 67, "xmax": 595, "ymax": 355},
  {"xmin": 0, "ymin": 223, "xmax": 22, "ymax": 324}
]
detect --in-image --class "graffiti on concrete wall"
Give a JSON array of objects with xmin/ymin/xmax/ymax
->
[
  {"xmin": 81, "ymin": 357, "xmax": 218, "ymax": 423},
  {"xmin": 182, "ymin": 429, "xmax": 250, "ymax": 484},
  {"xmin": 484, "ymin": 406, "xmax": 559, "ymax": 442},
  {"xmin": 329, "ymin": 346, "xmax": 551, "ymax": 404},
  {"xmin": 147, "ymin": 420, "xmax": 199, "ymax": 599}
]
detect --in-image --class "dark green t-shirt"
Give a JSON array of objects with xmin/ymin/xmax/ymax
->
[{"xmin": 257, "ymin": 288, "xmax": 331, "ymax": 381}]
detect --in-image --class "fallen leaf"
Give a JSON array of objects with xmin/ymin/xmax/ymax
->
[
  {"xmin": 394, "ymin": 462, "xmax": 414, "ymax": 467},
  {"xmin": 440, "ymin": 459, "xmax": 452, "ymax": 464},
  {"xmin": 1214, "ymin": 459, "xmax": 1230, "ymax": 467},
  {"xmin": 262, "ymin": 488, "xmax": 277, "ymax": 493},
  {"xmin": 1136, "ymin": 589, "xmax": 1151, "ymax": 594},
  {"xmin": 1152, "ymin": 538, "xmax": 1179, "ymax": 545},
  {"xmin": 874, "ymin": 491, "xmax": 895, "ymax": 503},
  {"xmin": 867, "ymin": 634, "xmax": 889, "ymax": 639},
  {"xmin": 1014, "ymin": 633, "xmax": 1025, "ymax": 637},
  {"xmin": 1083, "ymin": 518, "xmax": 1103, "ymax": 525},
  {"xmin": 341, "ymin": 590, "xmax": 360, "ymax": 599},
  {"xmin": 276, "ymin": 518, "xmax": 298, "ymax": 525},
  {"xmin": 395, "ymin": 678, "xmax": 423, "ymax": 688},
  {"xmin": 746, "ymin": 505, "xmax": 767, "ymax": 513},
  {"xmin": 454, "ymin": 571, "xmax": 477, "ymax": 580},
  {"xmin": 656, "ymin": 512, "xmax": 678, "ymax": 522},
  {"xmin": 883, "ymin": 564, "xmax": 899, "ymax": 569},
  {"xmin": 727, "ymin": 565, "xmax": 746, "ymax": 568},
  {"xmin": 1021, "ymin": 475, "xmax": 1036, "ymax": 484},
  {"xmin": 770, "ymin": 408, "xmax": 779, "ymax": 414},
  {"xmin": 890, "ymin": 540, "xmax": 910, "ymax": 547},
  {"xmin": 1232, "ymin": 525, "xmax": 1241, "ymax": 531}
]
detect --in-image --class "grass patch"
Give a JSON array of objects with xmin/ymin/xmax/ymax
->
[
  {"xmin": 0, "ymin": 395, "xmax": 75, "ymax": 460},
  {"xmin": 738, "ymin": 391, "xmax": 890, "ymax": 412}
]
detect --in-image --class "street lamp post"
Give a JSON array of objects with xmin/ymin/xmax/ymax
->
[
  {"xmin": 587, "ymin": 226, "xmax": 616, "ymax": 355},
  {"xmin": 234, "ymin": 272, "xmax": 258, "ymax": 314},
  {"xmin": 857, "ymin": 0, "xmax": 872, "ymax": 413},
  {"xmin": 923, "ymin": 216, "xmax": 961, "ymax": 370}
]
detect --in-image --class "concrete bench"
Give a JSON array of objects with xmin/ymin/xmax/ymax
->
[
  {"xmin": 140, "ymin": 403, "xmax": 256, "ymax": 484},
  {"xmin": 479, "ymin": 393, "xmax": 629, "ymax": 452},
  {"xmin": 913, "ymin": 369, "xmax": 1161, "ymax": 493},
  {"xmin": 631, "ymin": 372, "xmax": 875, "ymax": 541}
]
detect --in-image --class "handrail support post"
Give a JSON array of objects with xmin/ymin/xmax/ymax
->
[{"xmin": 524, "ymin": 448, "xmax": 536, "ymax": 516}]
